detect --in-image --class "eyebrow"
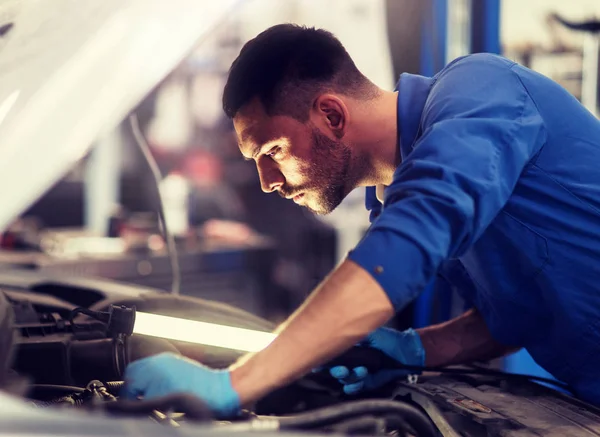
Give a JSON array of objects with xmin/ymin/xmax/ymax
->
[
  {"xmin": 241, "ymin": 143, "xmax": 263, "ymax": 161},
  {"xmin": 239, "ymin": 127, "xmax": 263, "ymax": 161}
]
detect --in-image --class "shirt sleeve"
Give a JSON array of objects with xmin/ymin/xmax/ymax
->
[{"xmin": 348, "ymin": 57, "xmax": 547, "ymax": 310}]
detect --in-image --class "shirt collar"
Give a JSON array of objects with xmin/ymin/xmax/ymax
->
[
  {"xmin": 396, "ymin": 73, "xmax": 436, "ymax": 160},
  {"xmin": 365, "ymin": 73, "xmax": 435, "ymax": 218}
]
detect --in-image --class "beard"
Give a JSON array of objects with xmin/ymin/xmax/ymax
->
[{"xmin": 279, "ymin": 128, "xmax": 353, "ymax": 215}]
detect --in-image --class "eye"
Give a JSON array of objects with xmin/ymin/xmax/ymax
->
[{"xmin": 265, "ymin": 146, "xmax": 281, "ymax": 159}]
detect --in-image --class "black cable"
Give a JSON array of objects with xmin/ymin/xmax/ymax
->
[
  {"xmin": 102, "ymin": 393, "xmax": 212, "ymax": 421},
  {"xmin": 270, "ymin": 400, "xmax": 436, "ymax": 437},
  {"xmin": 465, "ymin": 362, "xmax": 572, "ymax": 391},
  {"xmin": 394, "ymin": 364, "xmax": 572, "ymax": 392},
  {"xmin": 125, "ymin": 4, "xmax": 240, "ymax": 296},
  {"xmin": 31, "ymin": 397, "xmax": 84, "ymax": 408},
  {"xmin": 68, "ymin": 307, "xmax": 106, "ymax": 325},
  {"xmin": 27, "ymin": 384, "xmax": 86, "ymax": 408},
  {"xmin": 329, "ymin": 347, "xmax": 572, "ymax": 392},
  {"xmin": 68, "ymin": 307, "xmax": 113, "ymax": 338},
  {"xmin": 29, "ymin": 384, "xmax": 85, "ymax": 395},
  {"xmin": 129, "ymin": 113, "xmax": 181, "ymax": 295}
]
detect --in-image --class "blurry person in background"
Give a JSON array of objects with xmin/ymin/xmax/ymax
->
[{"xmin": 184, "ymin": 150, "xmax": 233, "ymax": 222}]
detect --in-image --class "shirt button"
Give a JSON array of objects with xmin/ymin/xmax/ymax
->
[{"xmin": 374, "ymin": 266, "xmax": 384, "ymax": 274}]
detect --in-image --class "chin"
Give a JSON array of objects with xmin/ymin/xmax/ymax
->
[
  {"xmin": 306, "ymin": 207, "xmax": 329, "ymax": 216},
  {"xmin": 303, "ymin": 200, "xmax": 328, "ymax": 216},
  {"xmin": 304, "ymin": 185, "xmax": 350, "ymax": 215},
  {"xmin": 306, "ymin": 199, "xmax": 344, "ymax": 216}
]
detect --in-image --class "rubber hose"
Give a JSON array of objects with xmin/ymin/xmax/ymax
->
[
  {"xmin": 274, "ymin": 400, "xmax": 436, "ymax": 437},
  {"xmin": 328, "ymin": 416, "xmax": 388, "ymax": 435},
  {"xmin": 31, "ymin": 396, "xmax": 84, "ymax": 408},
  {"xmin": 28, "ymin": 384, "xmax": 85, "ymax": 400},
  {"xmin": 384, "ymin": 414, "xmax": 415, "ymax": 436},
  {"xmin": 29, "ymin": 384, "xmax": 85, "ymax": 393}
]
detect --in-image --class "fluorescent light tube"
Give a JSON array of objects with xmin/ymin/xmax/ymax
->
[{"xmin": 133, "ymin": 311, "xmax": 276, "ymax": 352}]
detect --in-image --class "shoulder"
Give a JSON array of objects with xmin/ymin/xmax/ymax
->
[
  {"xmin": 440, "ymin": 52, "xmax": 516, "ymax": 73},
  {"xmin": 435, "ymin": 53, "xmax": 517, "ymax": 87},
  {"xmin": 424, "ymin": 53, "xmax": 529, "ymax": 125}
]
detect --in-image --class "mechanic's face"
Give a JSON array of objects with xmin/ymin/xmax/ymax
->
[{"xmin": 234, "ymin": 98, "xmax": 353, "ymax": 215}]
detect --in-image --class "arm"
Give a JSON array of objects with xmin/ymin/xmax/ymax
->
[
  {"xmin": 230, "ymin": 259, "xmax": 393, "ymax": 405},
  {"xmin": 418, "ymin": 309, "xmax": 519, "ymax": 367},
  {"xmin": 346, "ymin": 58, "xmax": 546, "ymax": 312}
]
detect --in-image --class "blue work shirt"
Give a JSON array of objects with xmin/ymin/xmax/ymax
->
[{"xmin": 347, "ymin": 53, "xmax": 600, "ymax": 405}]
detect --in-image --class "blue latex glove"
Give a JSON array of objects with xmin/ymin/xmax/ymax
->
[
  {"xmin": 120, "ymin": 352, "xmax": 240, "ymax": 418},
  {"xmin": 327, "ymin": 327, "xmax": 425, "ymax": 395}
]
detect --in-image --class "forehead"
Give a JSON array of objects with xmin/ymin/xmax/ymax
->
[
  {"xmin": 232, "ymin": 98, "xmax": 269, "ymax": 145},
  {"xmin": 233, "ymin": 98, "xmax": 303, "ymax": 158}
]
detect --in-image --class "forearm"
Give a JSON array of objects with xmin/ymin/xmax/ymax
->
[
  {"xmin": 229, "ymin": 259, "xmax": 394, "ymax": 405},
  {"xmin": 417, "ymin": 308, "xmax": 518, "ymax": 367}
]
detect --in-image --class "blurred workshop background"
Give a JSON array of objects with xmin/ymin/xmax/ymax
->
[{"xmin": 2, "ymin": 0, "xmax": 599, "ymax": 383}]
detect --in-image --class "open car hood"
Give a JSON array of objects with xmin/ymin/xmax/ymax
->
[{"xmin": 0, "ymin": 0, "xmax": 238, "ymax": 232}]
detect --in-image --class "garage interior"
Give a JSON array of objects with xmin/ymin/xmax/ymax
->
[{"xmin": 0, "ymin": 1, "xmax": 599, "ymax": 436}]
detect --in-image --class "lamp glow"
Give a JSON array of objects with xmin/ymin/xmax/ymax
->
[
  {"xmin": 133, "ymin": 311, "xmax": 277, "ymax": 352},
  {"xmin": 0, "ymin": 90, "xmax": 20, "ymax": 127}
]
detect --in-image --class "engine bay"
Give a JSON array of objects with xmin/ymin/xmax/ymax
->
[{"xmin": 2, "ymin": 271, "xmax": 600, "ymax": 437}]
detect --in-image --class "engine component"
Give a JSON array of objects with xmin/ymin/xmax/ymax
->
[
  {"xmin": 10, "ymin": 278, "xmax": 600, "ymax": 436},
  {"xmin": 265, "ymin": 400, "xmax": 436, "ymax": 436},
  {"xmin": 27, "ymin": 379, "xmax": 437, "ymax": 436},
  {"xmin": 69, "ymin": 305, "xmax": 136, "ymax": 337},
  {"xmin": 11, "ymin": 304, "xmax": 177, "ymax": 386},
  {"xmin": 393, "ymin": 373, "xmax": 600, "ymax": 437},
  {"xmin": 103, "ymin": 393, "xmax": 213, "ymax": 422},
  {"xmin": 14, "ymin": 325, "xmax": 128, "ymax": 385},
  {"xmin": 328, "ymin": 345, "xmax": 571, "ymax": 392},
  {"xmin": 27, "ymin": 384, "xmax": 84, "ymax": 401},
  {"xmin": 29, "ymin": 380, "xmax": 116, "ymax": 408}
]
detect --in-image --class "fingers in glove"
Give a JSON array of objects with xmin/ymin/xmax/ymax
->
[
  {"xmin": 121, "ymin": 357, "xmax": 154, "ymax": 400},
  {"xmin": 329, "ymin": 366, "xmax": 350, "ymax": 380},
  {"xmin": 121, "ymin": 352, "xmax": 180, "ymax": 400},
  {"xmin": 341, "ymin": 366, "xmax": 368, "ymax": 383},
  {"xmin": 330, "ymin": 366, "xmax": 369, "ymax": 384},
  {"xmin": 343, "ymin": 380, "xmax": 365, "ymax": 395}
]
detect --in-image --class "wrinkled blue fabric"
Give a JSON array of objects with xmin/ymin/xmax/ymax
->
[{"xmin": 347, "ymin": 53, "xmax": 600, "ymax": 405}]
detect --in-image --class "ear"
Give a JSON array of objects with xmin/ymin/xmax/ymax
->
[{"xmin": 312, "ymin": 94, "xmax": 348, "ymax": 139}]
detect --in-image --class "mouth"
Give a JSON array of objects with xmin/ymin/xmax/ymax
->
[{"xmin": 292, "ymin": 193, "xmax": 304, "ymax": 203}]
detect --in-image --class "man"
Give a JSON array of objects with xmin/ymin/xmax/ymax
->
[{"xmin": 121, "ymin": 24, "xmax": 600, "ymax": 415}]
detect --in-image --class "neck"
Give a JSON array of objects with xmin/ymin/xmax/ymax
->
[{"xmin": 350, "ymin": 89, "xmax": 400, "ymax": 187}]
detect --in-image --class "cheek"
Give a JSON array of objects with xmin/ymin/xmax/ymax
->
[
  {"xmin": 280, "ymin": 156, "xmax": 311, "ymax": 183},
  {"xmin": 287, "ymin": 130, "xmax": 317, "ymax": 168}
]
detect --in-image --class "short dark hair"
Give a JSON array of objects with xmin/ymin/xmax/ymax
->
[{"xmin": 222, "ymin": 24, "xmax": 376, "ymax": 121}]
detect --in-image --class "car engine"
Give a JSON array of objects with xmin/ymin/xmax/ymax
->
[{"xmin": 2, "ymin": 271, "xmax": 600, "ymax": 437}]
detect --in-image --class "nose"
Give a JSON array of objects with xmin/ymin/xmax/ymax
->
[{"xmin": 257, "ymin": 160, "xmax": 284, "ymax": 193}]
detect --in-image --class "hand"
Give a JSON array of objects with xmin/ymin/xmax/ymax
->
[
  {"xmin": 120, "ymin": 352, "xmax": 240, "ymax": 418},
  {"xmin": 327, "ymin": 327, "xmax": 425, "ymax": 395}
]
